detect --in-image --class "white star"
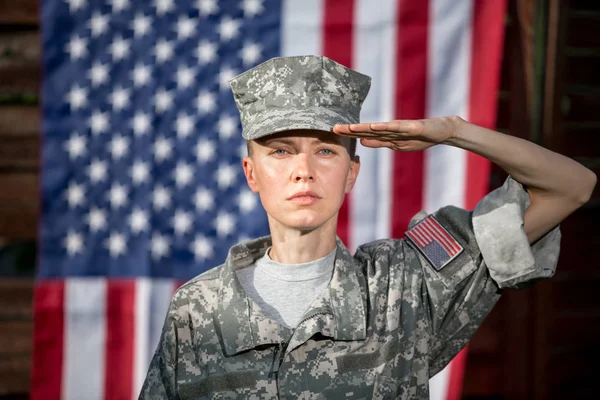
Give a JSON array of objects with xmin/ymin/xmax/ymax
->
[
  {"xmin": 89, "ymin": 12, "xmax": 109, "ymax": 37},
  {"xmin": 191, "ymin": 235, "xmax": 214, "ymax": 261},
  {"xmin": 154, "ymin": 88, "xmax": 174, "ymax": 113},
  {"xmin": 89, "ymin": 111, "xmax": 110, "ymax": 135},
  {"xmin": 195, "ymin": 138, "xmax": 216, "ymax": 164},
  {"xmin": 153, "ymin": 136, "xmax": 173, "ymax": 162},
  {"xmin": 218, "ymin": 66, "xmax": 239, "ymax": 91},
  {"xmin": 152, "ymin": 185, "xmax": 171, "ymax": 211},
  {"xmin": 238, "ymin": 190, "xmax": 258, "ymax": 213},
  {"xmin": 176, "ymin": 16, "xmax": 197, "ymax": 40},
  {"xmin": 66, "ymin": 182, "xmax": 85, "ymax": 208},
  {"xmin": 89, "ymin": 62, "xmax": 109, "ymax": 87},
  {"xmin": 154, "ymin": 38, "xmax": 174, "ymax": 63},
  {"xmin": 109, "ymin": 35, "xmax": 131, "ymax": 62},
  {"xmin": 87, "ymin": 159, "xmax": 108, "ymax": 183},
  {"xmin": 108, "ymin": 183, "xmax": 128, "ymax": 209},
  {"xmin": 131, "ymin": 112, "xmax": 151, "ymax": 136},
  {"xmin": 66, "ymin": 35, "xmax": 87, "ymax": 60},
  {"xmin": 129, "ymin": 208, "xmax": 149, "ymax": 234},
  {"xmin": 173, "ymin": 162, "xmax": 194, "ymax": 188},
  {"xmin": 214, "ymin": 212, "xmax": 236, "ymax": 238},
  {"xmin": 66, "ymin": 84, "xmax": 88, "ymax": 110},
  {"xmin": 154, "ymin": 0, "xmax": 175, "ymax": 16},
  {"xmin": 151, "ymin": 232, "xmax": 170, "ymax": 260},
  {"xmin": 172, "ymin": 210, "xmax": 193, "ymax": 236},
  {"xmin": 196, "ymin": 90, "xmax": 216, "ymax": 115},
  {"xmin": 109, "ymin": 86, "xmax": 131, "ymax": 111},
  {"xmin": 194, "ymin": 187, "xmax": 214, "ymax": 212},
  {"xmin": 106, "ymin": 232, "xmax": 127, "ymax": 258},
  {"xmin": 196, "ymin": 40, "xmax": 217, "ymax": 64},
  {"xmin": 130, "ymin": 160, "xmax": 150, "ymax": 185},
  {"xmin": 132, "ymin": 63, "xmax": 151, "ymax": 87},
  {"xmin": 109, "ymin": 0, "xmax": 129, "ymax": 12},
  {"xmin": 196, "ymin": 0, "xmax": 218, "ymax": 17},
  {"xmin": 217, "ymin": 115, "xmax": 238, "ymax": 140},
  {"xmin": 240, "ymin": 42, "xmax": 262, "ymax": 66},
  {"xmin": 175, "ymin": 113, "xmax": 195, "ymax": 138},
  {"xmin": 176, "ymin": 65, "xmax": 196, "ymax": 90},
  {"xmin": 66, "ymin": 0, "xmax": 86, "ymax": 13},
  {"xmin": 131, "ymin": 13, "xmax": 152, "ymax": 37},
  {"xmin": 64, "ymin": 230, "xmax": 84, "ymax": 256},
  {"xmin": 218, "ymin": 17, "xmax": 241, "ymax": 42},
  {"xmin": 109, "ymin": 134, "xmax": 129, "ymax": 160},
  {"xmin": 64, "ymin": 132, "xmax": 86, "ymax": 159},
  {"xmin": 242, "ymin": 0, "xmax": 264, "ymax": 18},
  {"xmin": 216, "ymin": 164, "xmax": 237, "ymax": 189},
  {"xmin": 86, "ymin": 207, "xmax": 107, "ymax": 232}
]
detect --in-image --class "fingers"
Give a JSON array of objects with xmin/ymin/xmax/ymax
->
[{"xmin": 334, "ymin": 121, "xmax": 419, "ymax": 138}]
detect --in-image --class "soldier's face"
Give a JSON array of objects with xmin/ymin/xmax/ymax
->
[{"xmin": 242, "ymin": 130, "xmax": 360, "ymax": 232}]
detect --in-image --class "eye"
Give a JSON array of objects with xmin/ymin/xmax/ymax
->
[
  {"xmin": 319, "ymin": 148, "xmax": 335, "ymax": 155},
  {"xmin": 272, "ymin": 148, "xmax": 289, "ymax": 155}
]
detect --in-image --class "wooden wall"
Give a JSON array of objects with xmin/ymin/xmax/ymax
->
[{"xmin": 0, "ymin": 0, "xmax": 598, "ymax": 398}]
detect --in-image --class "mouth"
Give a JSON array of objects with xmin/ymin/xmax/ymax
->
[{"xmin": 288, "ymin": 191, "xmax": 321, "ymax": 205}]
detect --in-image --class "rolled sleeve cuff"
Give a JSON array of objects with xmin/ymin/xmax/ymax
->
[{"xmin": 472, "ymin": 176, "xmax": 561, "ymax": 289}]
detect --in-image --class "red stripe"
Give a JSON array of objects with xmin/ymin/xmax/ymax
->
[
  {"xmin": 392, "ymin": 0, "xmax": 429, "ymax": 237},
  {"xmin": 424, "ymin": 218, "xmax": 461, "ymax": 254},
  {"xmin": 446, "ymin": 346, "xmax": 470, "ymax": 400},
  {"xmin": 104, "ymin": 280, "xmax": 136, "ymax": 400},
  {"xmin": 406, "ymin": 229, "xmax": 427, "ymax": 247},
  {"xmin": 31, "ymin": 280, "xmax": 65, "ymax": 400},
  {"xmin": 465, "ymin": 0, "xmax": 507, "ymax": 209},
  {"xmin": 323, "ymin": 0, "xmax": 355, "ymax": 247},
  {"xmin": 419, "ymin": 220, "xmax": 455, "ymax": 255}
]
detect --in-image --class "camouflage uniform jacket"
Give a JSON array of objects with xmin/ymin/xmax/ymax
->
[{"xmin": 140, "ymin": 178, "xmax": 561, "ymax": 399}]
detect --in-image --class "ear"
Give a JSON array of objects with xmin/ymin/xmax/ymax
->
[
  {"xmin": 242, "ymin": 156, "xmax": 260, "ymax": 193},
  {"xmin": 344, "ymin": 155, "xmax": 360, "ymax": 194}
]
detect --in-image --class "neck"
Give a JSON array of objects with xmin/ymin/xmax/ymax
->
[{"xmin": 267, "ymin": 217, "xmax": 338, "ymax": 264}]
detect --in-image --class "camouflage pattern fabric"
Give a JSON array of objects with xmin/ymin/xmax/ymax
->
[
  {"xmin": 139, "ymin": 177, "xmax": 561, "ymax": 399},
  {"xmin": 229, "ymin": 56, "xmax": 371, "ymax": 140}
]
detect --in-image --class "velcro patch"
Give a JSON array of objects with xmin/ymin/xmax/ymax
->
[{"xmin": 405, "ymin": 215, "xmax": 463, "ymax": 271}]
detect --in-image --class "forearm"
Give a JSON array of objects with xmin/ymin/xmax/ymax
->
[
  {"xmin": 446, "ymin": 117, "xmax": 596, "ymax": 204},
  {"xmin": 446, "ymin": 117, "xmax": 596, "ymax": 243}
]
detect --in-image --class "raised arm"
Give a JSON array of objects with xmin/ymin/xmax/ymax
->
[{"xmin": 334, "ymin": 116, "xmax": 596, "ymax": 243}]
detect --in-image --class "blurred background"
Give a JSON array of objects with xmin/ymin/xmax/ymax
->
[{"xmin": 0, "ymin": 0, "xmax": 598, "ymax": 399}]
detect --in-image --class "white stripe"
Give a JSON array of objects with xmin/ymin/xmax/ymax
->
[
  {"xmin": 426, "ymin": 0, "xmax": 474, "ymax": 398},
  {"xmin": 132, "ymin": 278, "xmax": 151, "ymax": 400},
  {"xmin": 147, "ymin": 280, "xmax": 177, "ymax": 367},
  {"xmin": 63, "ymin": 278, "xmax": 106, "ymax": 400},
  {"xmin": 423, "ymin": 0, "xmax": 473, "ymax": 213},
  {"xmin": 281, "ymin": 0, "xmax": 323, "ymax": 56},
  {"xmin": 350, "ymin": 0, "xmax": 397, "ymax": 249},
  {"xmin": 429, "ymin": 364, "xmax": 452, "ymax": 400}
]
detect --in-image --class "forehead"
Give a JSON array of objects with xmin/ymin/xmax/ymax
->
[{"xmin": 256, "ymin": 129, "xmax": 346, "ymax": 146}]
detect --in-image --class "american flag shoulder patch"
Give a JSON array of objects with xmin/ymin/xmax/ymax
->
[{"xmin": 405, "ymin": 215, "xmax": 464, "ymax": 271}]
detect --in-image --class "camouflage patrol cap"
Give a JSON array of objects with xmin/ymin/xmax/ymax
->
[{"xmin": 229, "ymin": 55, "xmax": 371, "ymax": 140}]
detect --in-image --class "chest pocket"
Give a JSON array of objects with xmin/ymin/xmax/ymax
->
[
  {"xmin": 372, "ymin": 374, "xmax": 417, "ymax": 400},
  {"xmin": 178, "ymin": 370, "xmax": 261, "ymax": 399}
]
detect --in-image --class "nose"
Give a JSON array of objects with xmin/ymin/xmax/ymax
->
[{"xmin": 292, "ymin": 153, "xmax": 315, "ymax": 182}]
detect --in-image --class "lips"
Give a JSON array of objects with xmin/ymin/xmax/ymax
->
[
  {"xmin": 288, "ymin": 191, "xmax": 321, "ymax": 200},
  {"xmin": 288, "ymin": 191, "xmax": 321, "ymax": 205}
]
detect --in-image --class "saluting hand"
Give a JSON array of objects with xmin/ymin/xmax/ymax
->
[{"xmin": 333, "ymin": 116, "xmax": 460, "ymax": 152}]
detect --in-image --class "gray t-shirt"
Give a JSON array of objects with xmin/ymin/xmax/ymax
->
[{"xmin": 236, "ymin": 247, "xmax": 336, "ymax": 328}]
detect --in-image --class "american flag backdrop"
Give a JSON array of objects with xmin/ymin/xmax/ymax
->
[{"xmin": 32, "ymin": 0, "xmax": 507, "ymax": 399}]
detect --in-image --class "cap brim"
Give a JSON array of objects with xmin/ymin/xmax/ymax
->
[{"xmin": 242, "ymin": 107, "xmax": 358, "ymax": 140}]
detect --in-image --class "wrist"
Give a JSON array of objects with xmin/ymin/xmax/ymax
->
[{"xmin": 444, "ymin": 115, "xmax": 467, "ymax": 146}]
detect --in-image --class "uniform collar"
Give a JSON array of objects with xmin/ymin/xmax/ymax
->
[{"xmin": 214, "ymin": 236, "xmax": 367, "ymax": 356}]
